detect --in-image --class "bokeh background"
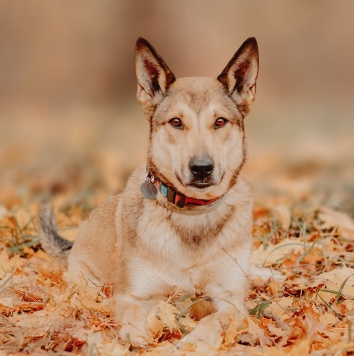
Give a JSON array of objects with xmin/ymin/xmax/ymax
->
[{"xmin": 0, "ymin": 0, "xmax": 353, "ymax": 215}]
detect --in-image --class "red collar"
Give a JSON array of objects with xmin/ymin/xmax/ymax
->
[{"xmin": 141, "ymin": 172, "xmax": 223, "ymax": 209}]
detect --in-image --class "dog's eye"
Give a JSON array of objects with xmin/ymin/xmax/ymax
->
[
  {"xmin": 214, "ymin": 117, "xmax": 228, "ymax": 129},
  {"xmin": 169, "ymin": 118, "xmax": 184, "ymax": 129}
]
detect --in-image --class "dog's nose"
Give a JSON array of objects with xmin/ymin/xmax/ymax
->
[{"xmin": 189, "ymin": 156, "xmax": 214, "ymax": 179}]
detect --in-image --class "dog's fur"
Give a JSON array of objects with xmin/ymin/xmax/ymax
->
[{"xmin": 39, "ymin": 37, "xmax": 259, "ymax": 347}]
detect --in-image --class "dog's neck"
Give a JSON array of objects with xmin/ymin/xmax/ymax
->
[{"xmin": 140, "ymin": 171, "xmax": 225, "ymax": 215}]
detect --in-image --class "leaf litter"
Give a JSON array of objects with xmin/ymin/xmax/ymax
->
[
  {"xmin": 1, "ymin": 132, "xmax": 354, "ymax": 355},
  {"xmin": 1, "ymin": 201, "xmax": 354, "ymax": 355}
]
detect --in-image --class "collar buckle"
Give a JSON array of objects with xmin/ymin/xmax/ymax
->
[{"xmin": 166, "ymin": 186, "xmax": 176, "ymax": 204}]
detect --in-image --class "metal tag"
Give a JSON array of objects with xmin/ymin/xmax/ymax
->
[{"xmin": 140, "ymin": 180, "xmax": 158, "ymax": 200}]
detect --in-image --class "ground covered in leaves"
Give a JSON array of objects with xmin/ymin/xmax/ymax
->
[{"xmin": 1, "ymin": 111, "xmax": 354, "ymax": 355}]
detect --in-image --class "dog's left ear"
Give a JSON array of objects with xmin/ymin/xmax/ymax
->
[
  {"xmin": 135, "ymin": 38, "xmax": 176, "ymax": 118},
  {"xmin": 217, "ymin": 37, "xmax": 259, "ymax": 116}
]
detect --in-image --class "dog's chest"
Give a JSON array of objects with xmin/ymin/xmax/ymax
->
[
  {"xmin": 126, "ymin": 248, "xmax": 219, "ymax": 299},
  {"xmin": 136, "ymin": 204, "xmax": 231, "ymax": 260},
  {"xmin": 125, "ymin": 209, "xmax": 233, "ymax": 298}
]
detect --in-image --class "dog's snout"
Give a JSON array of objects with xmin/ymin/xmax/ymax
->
[{"xmin": 189, "ymin": 156, "xmax": 214, "ymax": 179}]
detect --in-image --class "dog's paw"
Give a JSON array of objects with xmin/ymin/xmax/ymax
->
[
  {"xmin": 177, "ymin": 316, "xmax": 223, "ymax": 350},
  {"xmin": 119, "ymin": 323, "xmax": 149, "ymax": 348}
]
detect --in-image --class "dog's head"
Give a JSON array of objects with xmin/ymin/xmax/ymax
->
[{"xmin": 135, "ymin": 38, "xmax": 259, "ymax": 200}]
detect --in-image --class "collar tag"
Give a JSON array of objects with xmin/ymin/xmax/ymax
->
[{"xmin": 140, "ymin": 173, "xmax": 158, "ymax": 199}]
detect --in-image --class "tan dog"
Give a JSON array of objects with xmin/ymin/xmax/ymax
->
[{"xmin": 39, "ymin": 37, "xmax": 259, "ymax": 347}]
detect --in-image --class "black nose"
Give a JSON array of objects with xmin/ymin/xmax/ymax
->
[{"xmin": 189, "ymin": 156, "xmax": 214, "ymax": 180}]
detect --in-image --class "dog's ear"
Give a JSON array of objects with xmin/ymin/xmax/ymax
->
[
  {"xmin": 217, "ymin": 37, "xmax": 259, "ymax": 116},
  {"xmin": 135, "ymin": 38, "xmax": 176, "ymax": 118}
]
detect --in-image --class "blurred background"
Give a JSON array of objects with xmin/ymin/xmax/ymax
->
[{"xmin": 0, "ymin": 0, "xmax": 353, "ymax": 215}]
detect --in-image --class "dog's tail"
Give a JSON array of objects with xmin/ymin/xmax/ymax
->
[{"xmin": 39, "ymin": 202, "xmax": 73, "ymax": 262}]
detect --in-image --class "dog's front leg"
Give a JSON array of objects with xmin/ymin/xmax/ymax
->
[
  {"xmin": 115, "ymin": 294, "xmax": 150, "ymax": 347},
  {"xmin": 179, "ymin": 255, "xmax": 250, "ymax": 348}
]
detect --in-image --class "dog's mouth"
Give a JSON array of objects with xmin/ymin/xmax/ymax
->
[
  {"xmin": 176, "ymin": 171, "xmax": 226, "ymax": 193},
  {"xmin": 175, "ymin": 172, "xmax": 214, "ymax": 189},
  {"xmin": 178, "ymin": 172, "xmax": 226, "ymax": 191},
  {"xmin": 189, "ymin": 171, "xmax": 226, "ymax": 189},
  {"xmin": 188, "ymin": 181, "xmax": 213, "ymax": 189}
]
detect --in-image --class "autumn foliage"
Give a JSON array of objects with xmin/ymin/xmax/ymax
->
[{"xmin": 1, "ymin": 178, "xmax": 354, "ymax": 355}]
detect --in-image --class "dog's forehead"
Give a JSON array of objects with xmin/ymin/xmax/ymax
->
[{"xmin": 167, "ymin": 77, "xmax": 232, "ymax": 114}]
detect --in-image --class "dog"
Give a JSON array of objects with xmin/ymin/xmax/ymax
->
[{"xmin": 39, "ymin": 37, "xmax": 259, "ymax": 347}]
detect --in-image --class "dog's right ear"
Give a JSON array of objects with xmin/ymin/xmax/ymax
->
[{"xmin": 135, "ymin": 38, "xmax": 176, "ymax": 118}]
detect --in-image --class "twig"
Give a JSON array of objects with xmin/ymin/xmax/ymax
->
[{"xmin": 218, "ymin": 242, "xmax": 291, "ymax": 317}]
